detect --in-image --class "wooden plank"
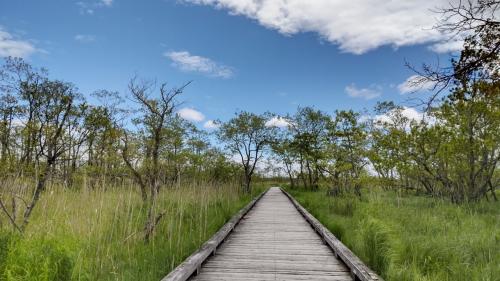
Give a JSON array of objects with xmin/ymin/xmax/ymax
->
[
  {"xmin": 189, "ymin": 187, "xmax": 354, "ymax": 281},
  {"xmin": 161, "ymin": 189, "xmax": 268, "ymax": 281},
  {"xmin": 281, "ymin": 188, "xmax": 384, "ymax": 281}
]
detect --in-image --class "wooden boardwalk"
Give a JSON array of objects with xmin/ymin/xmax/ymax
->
[{"xmin": 190, "ymin": 187, "xmax": 353, "ymax": 281}]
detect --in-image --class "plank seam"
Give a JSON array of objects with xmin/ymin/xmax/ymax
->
[
  {"xmin": 280, "ymin": 188, "xmax": 385, "ymax": 281},
  {"xmin": 161, "ymin": 188, "xmax": 269, "ymax": 281}
]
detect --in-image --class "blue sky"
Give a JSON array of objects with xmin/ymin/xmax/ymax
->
[{"xmin": 1, "ymin": 0, "xmax": 458, "ymax": 128}]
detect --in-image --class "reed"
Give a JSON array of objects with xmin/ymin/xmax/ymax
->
[
  {"xmin": 0, "ymin": 181, "xmax": 262, "ymax": 281},
  {"xmin": 288, "ymin": 187, "xmax": 500, "ymax": 281}
]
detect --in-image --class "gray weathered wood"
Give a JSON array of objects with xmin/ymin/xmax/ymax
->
[
  {"xmin": 161, "ymin": 189, "xmax": 268, "ymax": 281},
  {"xmin": 188, "ymin": 187, "xmax": 354, "ymax": 281},
  {"xmin": 163, "ymin": 187, "xmax": 383, "ymax": 281},
  {"xmin": 281, "ymin": 188, "xmax": 384, "ymax": 281}
]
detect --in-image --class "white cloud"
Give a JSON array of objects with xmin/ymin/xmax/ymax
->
[
  {"xmin": 164, "ymin": 51, "xmax": 234, "ymax": 78},
  {"xmin": 345, "ymin": 84, "xmax": 381, "ymax": 100},
  {"xmin": 397, "ymin": 75, "xmax": 435, "ymax": 94},
  {"xmin": 0, "ymin": 27, "xmax": 36, "ymax": 58},
  {"xmin": 265, "ymin": 116, "xmax": 290, "ymax": 128},
  {"xmin": 429, "ymin": 39, "xmax": 464, "ymax": 53},
  {"xmin": 74, "ymin": 34, "xmax": 96, "ymax": 43},
  {"xmin": 101, "ymin": 0, "xmax": 113, "ymax": 7},
  {"xmin": 182, "ymin": 0, "xmax": 454, "ymax": 54},
  {"xmin": 401, "ymin": 107, "xmax": 425, "ymax": 122},
  {"xmin": 374, "ymin": 106, "xmax": 435, "ymax": 126},
  {"xmin": 177, "ymin": 108, "xmax": 206, "ymax": 122},
  {"xmin": 203, "ymin": 120, "xmax": 219, "ymax": 129}
]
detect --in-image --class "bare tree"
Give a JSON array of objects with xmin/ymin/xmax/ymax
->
[
  {"xmin": 408, "ymin": 0, "xmax": 500, "ymax": 104},
  {"xmin": 121, "ymin": 76, "xmax": 189, "ymax": 242}
]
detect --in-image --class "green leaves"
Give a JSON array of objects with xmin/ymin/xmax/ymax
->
[{"xmin": 216, "ymin": 111, "xmax": 276, "ymax": 192}]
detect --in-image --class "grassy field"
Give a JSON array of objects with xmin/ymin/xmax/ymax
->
[
  {"xmin": 287, "ymin": 187, "xmax": 500, "ymax": 281},
  {"xmin": 0, "ymin": 182, "xmax": 264, "ymax": 281}
]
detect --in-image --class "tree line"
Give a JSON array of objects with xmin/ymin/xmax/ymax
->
[
  {"xmin": 0, "ymin": 0, "xmax": 498, "ymax": 241},
  {"xmin": 0, "ymin": 58, "xmax": 243, "ymax": 237},
  {"xmin": 216, "ymin": 0, "xmax": 499, "ymax": 203}
]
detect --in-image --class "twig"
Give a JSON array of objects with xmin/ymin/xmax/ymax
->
[{"xmin": 0, "ymin": 197, "xmax": 23, "ymax": 233}]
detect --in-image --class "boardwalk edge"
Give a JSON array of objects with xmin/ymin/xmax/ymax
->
[
  {"xmin": 161, "ymin": 188, "xmax": 269, "ymax": 281},
  {"xmin": 281, "ymin": 188, "xmax": 385, "ymax": 281}
]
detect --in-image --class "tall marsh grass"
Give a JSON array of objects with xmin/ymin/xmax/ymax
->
[
  {"xmin": 288, "ymin": 188, "xmax": 500, "ymax": 281},
  {"xmin": 0, "ymin": 180, "xmax": 262, "ymax": 280}
]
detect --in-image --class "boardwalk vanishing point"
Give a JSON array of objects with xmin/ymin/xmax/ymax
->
[{"xmin": 163, "ymin": 187, "xmax": 383, "ymax": 281}]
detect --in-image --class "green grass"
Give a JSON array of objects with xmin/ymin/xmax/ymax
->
[
  {"xmin": 0, "ymin": 182, "xmax": 264, "ymax": 281},
  {"xmin": 287, "ymin": 187, "xmax": 500, "ymax": 281}
]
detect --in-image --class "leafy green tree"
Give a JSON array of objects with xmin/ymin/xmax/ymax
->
[
  {"xmin": 21, "ymin": 80, "xmax": 81, "ymax": 229},
  {"xmin": 431, "ymin": 82, "xmax": 497, "ymax": 202},
  {"xmin": 271, "ymin": 129, "xmax": 297, "ymax": 188},
  {"xmin": 372, "ymin": 1, "xmax": 499, "ymax": 202},
  {"xmin": 0, "ymin": 93, "xmax": 20, "ymax": 168},
  {"xmin": 367, "ymin": 102, "xmax": 418, "ymax": 190},
  {"xmin": 217, "ymin": 111, "xmax": 275, "ymax": 193},
  {"xmin": 0, "ymin": 57, "xmax": 47, "ymax": 175},
  {"xmin": 289, "ymin": 107, "xmax": 330, "ymax": 190},
  {"xmin": 323, "ymin": 110, "xmax": 368, "ymax": 196}
]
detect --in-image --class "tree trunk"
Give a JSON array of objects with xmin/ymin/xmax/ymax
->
[
  {"xmin": 22, "ymin": 158, "xmax": 53, "ymax": 230},
  {"xmin": 489, "ymin": 180, "xmax": 498, "ymax": 201},
  {"xmin": 287, "ymin": 171, "xmax": 295, "ymax": 188},
  {"xmin": 244, "ymin": 172, "xmax": 252, "ymax": 194},
  {"xmin": 144, "ymin": 187, "xmax": 157, "ymax": 243}
]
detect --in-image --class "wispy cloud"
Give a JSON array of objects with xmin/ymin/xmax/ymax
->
[
  {"xmin": 77, "ymin": 0, "xmax": 113, "ymax": 15},
  {"xmin": 0, "ymin": 27, "xmax": 36, "ymax": 58},
  {"xmin": 177, "ymin": 108, "xmax": 206, "ymax": 122},
  {"xmin": 76, "ymin": 2, "xmax": 94, "ymax": 14},
  {"xmin": 429, "ymin": 39, "xmax": 463, "ymax": 53},
  {"xmin": 101, "ymin": 0, "xmax": 113, "ymax": 7},
  {"xmin": 345, "ymin": 84, "xmax": 381, "ymax": 100},
  {"xmin": 203, "ymin": 120, "xmax": 219, "ymax": 129},
  {"xmin": 164, "ymin": 51, "xmax": 234, "ymax": 78},
  {"xmin": 181, "ymin": 0, "xmax": 456, "ymax": 54},
  {"xmin": 74, "ymin": 34, "xmax": 96, "ymax": 43},
  {"xmin": 397, "ymin": 75, "xmax": 435, "ymax": 94}
]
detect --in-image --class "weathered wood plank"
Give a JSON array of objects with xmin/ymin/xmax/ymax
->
[
  {"xmin": 164, "ymin": 187, "xmax": 383, "ymax": 281},
  {"xmin": 189, "ymin": 187, "xmax": 354, "ymax": 281},
  {"xmin": 281, "ymin": 188, "xmax": 384, "ymax": 281},
  {"xmin": 161, "ymin": 189, "xmax": 268, "ymax": 281}
]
